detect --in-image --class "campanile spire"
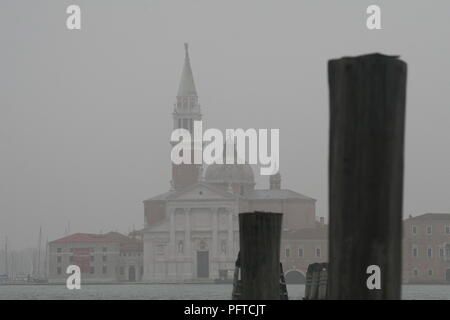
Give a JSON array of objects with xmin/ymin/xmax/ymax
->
[{"xmin": 177, "ymin": 42, "xmax": 197, "ymax": 97}]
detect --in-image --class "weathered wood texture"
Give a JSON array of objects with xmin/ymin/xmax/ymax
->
[
  {"xmin": 239, "ymin": 211, "xmax": 283, "ymax": 300},
  {"xmin": 232, "ymin": 253, "xmax": 289, "ymax": 300},
  {"xmin": 231, "ymin": 253, "xmax": 241, "ymax": 300},
  {"xmin": 328, "ymin": 54, "xmax": 407, "ymax": 300},
  {"xmin": 304, "ymin": 263, "xmax": 328, "ymax": 300},
  {"xmin": 279, "ymin": 263, "xmax": 289, "ymax": 300}
]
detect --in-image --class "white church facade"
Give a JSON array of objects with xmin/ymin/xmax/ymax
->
[{"xmin": 143, "ymin": 182, "xmax": 240, "ymax": 281}]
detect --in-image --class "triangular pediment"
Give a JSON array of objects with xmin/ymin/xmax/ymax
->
[{"xmin": 167, "ymin": 182, "xmax": 239, "ymax": 201}]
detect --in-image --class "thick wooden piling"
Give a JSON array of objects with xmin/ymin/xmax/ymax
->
[
  {"xmin": 304, "ymin": 263, "xmax": 328, "ymax": 300},
  {"xmin": 328, "ymin": 54, "xmax": 407, "ymax": 299},
  {"xmin": 318, "ymin": 266, "xmax": 328, "ymax": 299},
  {"xmin": 239, "ymin": 211, "xmax": 283, "ymax": 300}
]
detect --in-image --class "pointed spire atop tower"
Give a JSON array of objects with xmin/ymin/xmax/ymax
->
[{"xmin": 177, "ymin": 43, "xmax": 197, "ymax": 97}]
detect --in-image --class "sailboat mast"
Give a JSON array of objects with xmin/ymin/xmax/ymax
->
[
  {"xmin": 10, "ymin": 252, "xmax": 14, "ymax": 280},
  {"xmin": 37, "ymin": 227, "xmax": 42, "ymax": 277},
  {"xmin": 44, "ymin": 237, "xmax": 48, "ymax": 279},
  {"xmin": 4, "ymin": 236, "xmax": 8, "ymax": 277}
]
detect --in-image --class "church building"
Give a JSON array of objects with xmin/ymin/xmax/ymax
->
[{"xmin": 142, "ymin": 44, "xmax": 322, "ymax": 283}]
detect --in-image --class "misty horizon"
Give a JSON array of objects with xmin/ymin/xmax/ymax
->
[{"xmin": 1, "ymin": 0, "xmax": 450, "ymax": 252}]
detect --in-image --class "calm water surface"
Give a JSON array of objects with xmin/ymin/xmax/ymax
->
[{"xmin": 0, "ymin": 284, "xmax": 449, "ymax": 300}]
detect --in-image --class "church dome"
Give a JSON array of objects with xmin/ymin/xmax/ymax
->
[
  {"xmin": 204, "ymin": 163, "xmax": 255, "ymax": 184},
  {"xmin": 204, "ymin": 139, "xmax": 255, "ymax": 186}
]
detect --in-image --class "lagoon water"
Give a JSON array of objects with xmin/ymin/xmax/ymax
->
[{"xmin": 0, "ymin": 284, "xmax": 449, "ymax": 300}]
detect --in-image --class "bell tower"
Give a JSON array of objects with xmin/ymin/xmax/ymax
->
[{"xmin": 170, "ymin": 43, "xmax": 202, "ymax": 190}]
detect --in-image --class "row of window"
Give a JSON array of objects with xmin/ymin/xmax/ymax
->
[
  {"xmin": 411, "ymin": 245, "xmax": 450, "ymax": 259},
  {"xmin": 57, "ymin": 266, "xmax": 108, "ymax": 275},
  {"xmin": 56, "ymin": 247, "xmax": 109, "ymax": 253},
  {"xmin": 120, "ymin": 252, "xmax": 141, "ymax": 257},
  {"xmin": 411, "ymin": 225, "xmax": 450, "ymax": 235},
  {"xmin": 174, "ymin": 240, "xmax": 228, "ymax": 255},
  {"xmin": 155, "ymin": 241, "xmax": 231, "ymax": 256},
  {"xmin": 176, "ymin": 97, "xmax": 196, "ymax": 109},
  {"xmin": 119, "ymin": 266, "xmax": 144, "ymax": 277},
  {"xmin": 56, "ymin": 255, "xmax": 108, "ymax": 263},
  {"xmin": 285, "ymin": 247, "xmax": 321, "ymax": 258},
  {"xmin": 56, "ymin": 249, "xmax": 140, "ymax": 258},
  {"xmin": 412, "ymin": 268, "xmax": 434, "ymax": 277}
]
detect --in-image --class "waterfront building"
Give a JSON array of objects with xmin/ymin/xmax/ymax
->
[
  {"xmin": 281, "ymin": 219, "xmax": 328, "ymax": 283},
  {"xmin": 48, "ymin": 232, "xmax": 142, "ymax": 284},
  {"xmin": 403, "ymin": 213, "xmax": 450, "ymax": 284}
]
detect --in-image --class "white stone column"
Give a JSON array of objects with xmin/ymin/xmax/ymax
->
[
  {"xmin": 228, "ymin": 209, "xmax": 234, "ymax": 259},
  {"xmin": 143, "ymin": 232, "xmax": 154, "ymax": 282},
  {"xmin": 212, "ymin": 208, "xmax": 219, "ymax": 258},
  {"xmin": 169, "ymin": 208, "xmax": 176, "ymax": 258},
  {"xmin": 210, "ymin": 207, "xmax": 219, "ymax": 280},
  {"xmin": 168, "ymin": 208, "xmax": 177, "ymax": 280},
  {"xmin": 184, "ymin": 208, "xmax": 192, "ymax": 279},
  {"xmin": 185, "ymin": 208, "xmax": 191, "ymax": 256}
]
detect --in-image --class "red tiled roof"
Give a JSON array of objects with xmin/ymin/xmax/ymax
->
[
  {"xmin": 407, "ymin": 213, "xmax": 450, "ymax": 221},
  {"xmin": 104, "ymin": 231, "xmax": 135, "ymax": 243},
  {"xmin": 50, "ymin": 232, "xmax": 134, "ymax": 244}
]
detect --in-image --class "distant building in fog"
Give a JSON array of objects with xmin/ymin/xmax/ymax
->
[
  {"xmin": 48, "ymin": 232, "xmax": 142, "ymax": 284},
  {"xmin": 281, "ymin": 219, "xmax": 328, "ymax": 283},
  {"xmin": 142, "ymin": 44, "xmax": 324, "ymax": 283},
  {"xmin": 403, "ymin": 213, "xmax": 450, "ymax": 284}
]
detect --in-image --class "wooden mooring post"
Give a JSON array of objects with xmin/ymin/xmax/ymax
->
[
  {"xmin": 328, "ymin": 54, "xmax": 407, "ymax": 299},
  {"xmin": 304, "ymin": 263, "xmax": 328, "ymax": 300},
  {"xmin": 239, "ymin": 211, "xmax": 283, "ymax": 300}
]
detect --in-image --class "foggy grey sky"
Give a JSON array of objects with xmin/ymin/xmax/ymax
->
[{"xmin": 1, "ymin": 0, "xmax": 450, "ymax": 249}]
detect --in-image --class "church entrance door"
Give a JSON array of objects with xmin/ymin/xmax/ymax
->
[
  {"xmin": 128, "ymin": 266, "xmax": 136, "ymax": 282},
  {"xmin": 197, "ymin": 251, "xmax": 209, "ymax": 278}
]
